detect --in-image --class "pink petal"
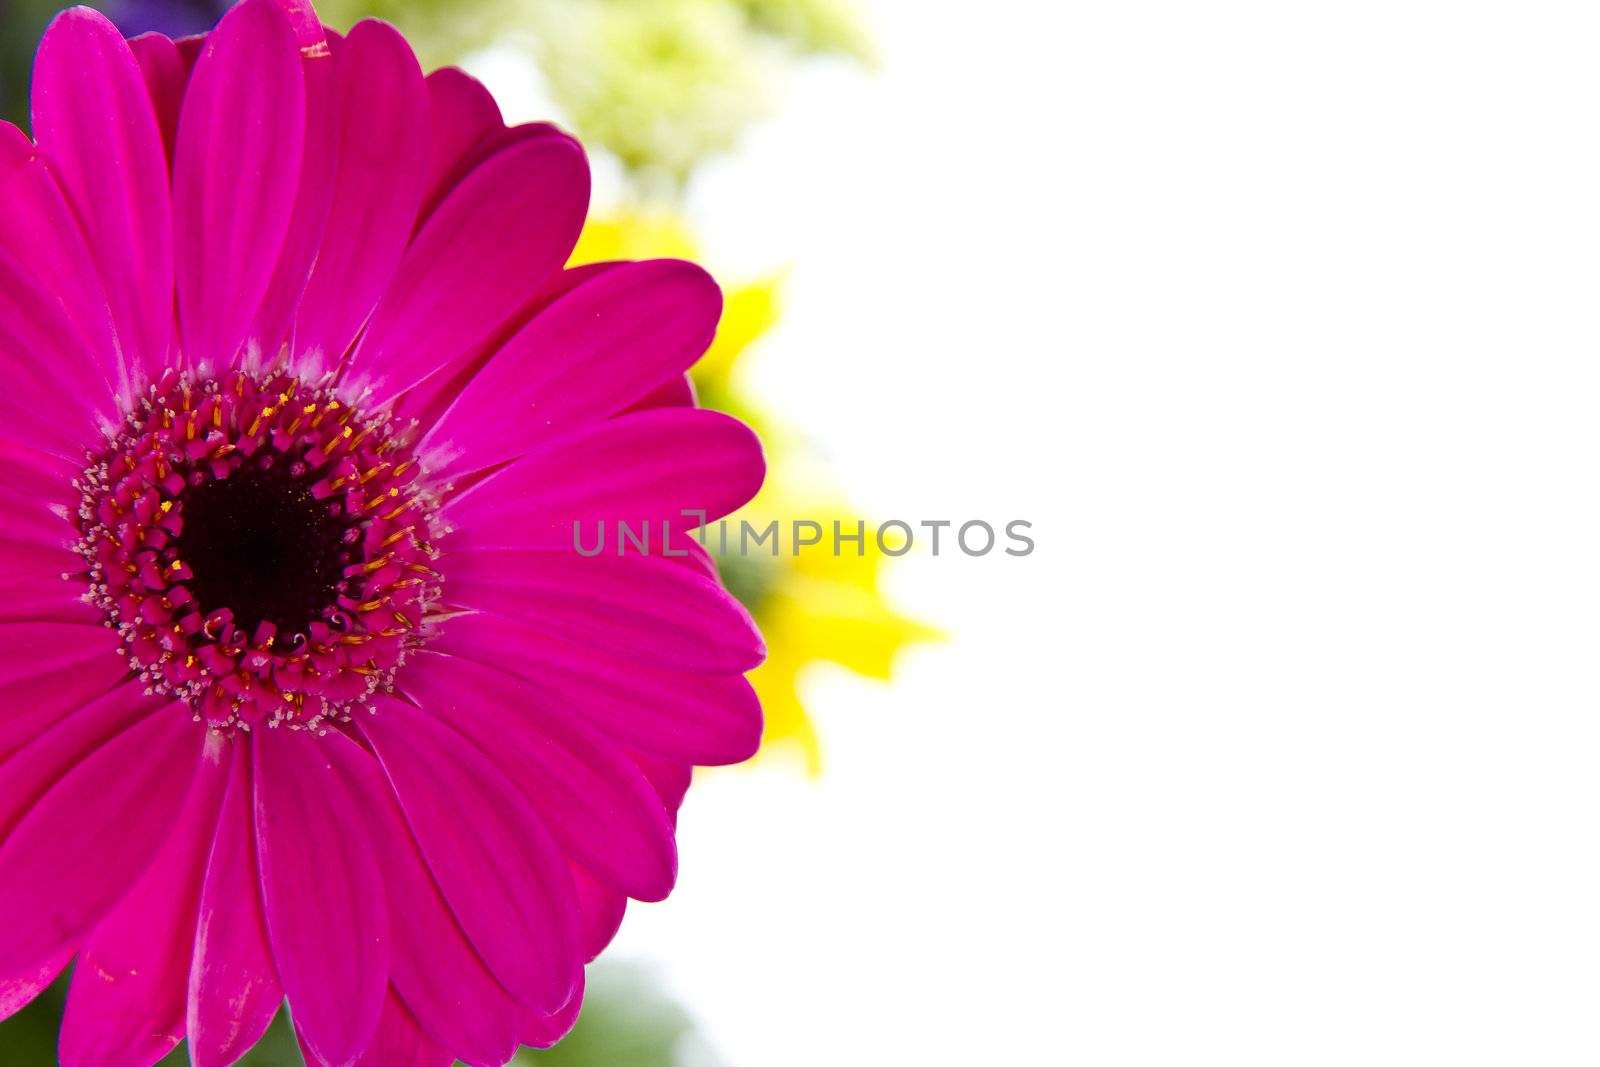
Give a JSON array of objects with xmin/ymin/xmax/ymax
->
[
  {"xmin": 422, "ymin": 260, "xmax": 723, "ymax": 476},
  {"xmin": 633, "ymin": 750, "xmax": 695, "ymax": 825},
  {"xmin": 31, "ymin": 7, "xmax": 173, "ymax": 388},
  {"xmin": 357, "ymin": 697, "xmax": 582, "ymax": 1015},
  {"xmin": 144, "ymin": 14, "xmax": 340, "ymax": 365},
  {"xmin": 58, "ymin": 732, "xmax": 230, "ymax": 1067},
  {"xmin": 422, "ymin": 67, "xmax": 502, "ymax": 212},
  {"xmin": 0, "ymin": 947, "xmax": 71, "ymax": 1023},
  {"xmin": 0, "ymin": 549, "xmax": 100, "ymax": 627},
  {"xmin": 0, "ymin": 454, "xmax": 72, "ymax": 516},
  {"xmin": 569, "ymin": 864, "xmax": 627, "ymax": 963},
  {"xmin": 0, "ymin": 703, "xmax": 200, "ymax": 993},
  {"xmin": 248, "ymin": 16, "xmax": 338, "ymax": 367},
  {"xmin": 0, "ymin": 488, "xmax": 76, "ymax": 551},
  {"xmin": 0, "ymin": 558, "xmax": 78, "ymax": 626},
  {"xmin": 0, "ymin": 123, "xmax": 122, "ymax": 398},
  {"xmin": 440, "ymin": 550, "xmax": 765, "ymax": 674},
  {"xmin": 0, "ymin": 621, "xmax": 131, "ymax": 766},
  {"xmin": 355, "ymin": 748, "xmax": 523, "ymax": 1067},
  {"xmin": 671, "ymin": 533, "xmax": 724, "ymax": 580},
  {"xmin": 174, "ymin": 34, "xmax": 206, "ymax": 68},
  {"xmin": 441, "ymin": 121, "xmax": 570, "ymax": 185},
  {"xmin": 0, "ymin": 680, "xmax": 163, "ymax": 843},
  {"xmin": 174, "ymin": 0, "xmax": 306, "ymax": 368},
  {"xmin": 353, "ymin": 992, "xmax": 454, "ymax": 1067},
  {"xmin": 520, "ymin": 970, "xmax": 584, "ymax": 1050},
  {"xmin": 0, "ymin": 589, "xmax": 97, "ymax": 630},
  {"xmin": 446, "ymin": 407, "xmax": 764, "ymax": 549},
  {"xmin": 391, "ymin": 259, "xmax": 617, "ymax": 430},
  {"xmin": 0, "ymin": 241, "xmax": 118, "ymax": 456},
  {"xmin": 254, "ymin": 728, "xmax": 388, "ymax": 1067},
  {"xmin": 415, "ymin": 120, "xmax": 571, "ymax": 236},
  {"xmin": 261, "ymin": 0, "xmax": 330, "ymax": 47},
  {"xmin": 0, "ymin": 592, "xmax": 97, "ymax": 631},
  {"xmin": 404, "ymin": 651, "xmax": 678, "ymax": 901},
  {"xmin": 0, "ymin": 464, "xmax": 93, "ymax": 623},
  {"xmin": 431, "ymin": 613, "xmax": 763, "ymax": 766},
  {"xmin": 128, "ymin": 32, "xmax": 186, "ymax": 160},
  {"xmin": 292, "ymin": 19, "xmax": 428, "ymax": 370},
  {"xmin": 187, "ymin": 736, "xmax": 282, "ymax": 1067},
  {"xmin": 343, "ymin": 133, "xmax": 589, "ymax": 405},
  {"xmin": 298, "ymin": 990, "xmax": 453, "ymax": 1067},
  {"xmin": 0, "ymin": 436, "xmax": 78, "ymax": 505},
  {"xmin": 0, "ymin": 463, "xmax": 79, "ymax": 530},
  {"xmin": 626, "ymin": 373, "xmax": 697, "ymax": 413}
]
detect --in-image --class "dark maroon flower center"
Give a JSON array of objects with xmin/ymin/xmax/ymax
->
[
  {"xmin": 172, "ymin": 464, "xmax": 353, "ymax": 640},
  {"xmin": 75, "ymin": 369, "xmax": 443, "ymax": 732}
]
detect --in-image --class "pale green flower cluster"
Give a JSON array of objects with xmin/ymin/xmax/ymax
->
[
  {"xmin": 532, "ymin": 0, "xmax": 772, "ymax": 186},
  {"xmin": 732, "ymin": 0, "xmax": 874, "ymax": 60}
]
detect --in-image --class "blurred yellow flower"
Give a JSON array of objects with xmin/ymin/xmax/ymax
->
[{"xmin": 573, "ymin": 214, "xmax": 937, "ymax": 775}]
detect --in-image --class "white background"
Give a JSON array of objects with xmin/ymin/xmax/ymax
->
[{"xmin": 481, "ymin": 2, "xmax": 1600, "ymax": 1063}]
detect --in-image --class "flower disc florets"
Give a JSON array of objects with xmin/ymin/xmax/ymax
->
[{"xmin": 74, "ymin": 368, "xmax": 442, "ymax": 733}]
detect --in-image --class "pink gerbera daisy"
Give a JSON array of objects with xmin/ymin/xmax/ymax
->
[{"xmin": 0, "ymin": 2, "xmax": 767, "ymax": 1065}]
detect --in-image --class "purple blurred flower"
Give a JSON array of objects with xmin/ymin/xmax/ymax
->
[{"xmin": 106, "ymin": 0, "xmax": 233, "ymax": 39}]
